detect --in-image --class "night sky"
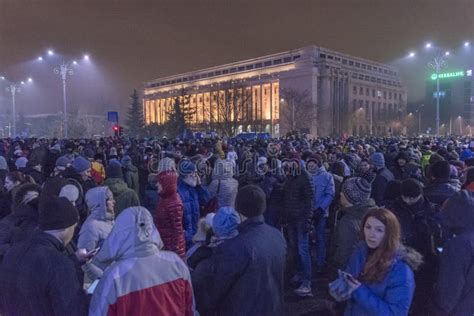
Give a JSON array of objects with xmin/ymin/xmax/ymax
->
[{"xmin": 1, "ymin": 0, "xmax": 473, "ymax": 116}]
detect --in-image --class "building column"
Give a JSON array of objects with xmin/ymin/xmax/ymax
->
[{"xmin": 319, "ymin": 68, "xmax": 332, "ymax": 136}]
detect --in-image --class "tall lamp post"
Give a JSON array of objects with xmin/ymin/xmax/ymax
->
[
  {"xmin": 54, "ymin": 62, "xmax": 74, "ymax": 138},
  {"xmin": 6, "ymin": 83, "xmax": 20, "ymax": 137},
  {"xmin": 2, "ymin": 77, "xmax": 32, "ymax": 137},
  {"xmin": 428, "ymin": 55, "xmax": 447, "ymax": 137}
]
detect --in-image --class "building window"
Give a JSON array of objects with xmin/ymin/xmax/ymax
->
[
  {"xmin": 362, "ymin": 64, "xmax": 367, "ymax": 69},
  {"xmin": 368, "ymin": 65, "xmax": 372, "ymax": 70},
  {"xmin": 246, "ymin": 65, "xmax": 253, "ymax": 70},
  {"xmin": 283, "ymin": 57, "xmax": 292, "ymax": 63},
  {"xmin": 355, "ymin": 62, "xmax": 361, "ymax": 68},
  {"xmin": 359, "ymin": 87, "xmax": 363, "ymax": 95},
  {"xmin": 366, "ymin": 88, "xmax": 369, "ymax": 96},
  {"xmin": 273, "ymin": 59, "xmax": 282, "ymax": 65},
  {"xmin": 238, "ymin": 66, "xmax": 245, "ymax": 71},
  {"xmin": 372, "ymin": 89, "xmax": 375, "ymax": 97},
  {"xmin": 352, "ymin": 99, "xmax": 357, "ymax": 112},
  {"xmin": 223, "ymin": 69, "xmax": 229, "ymax": 74},
  {"xmin": 389, "ymin": 92, "xmax": 392, "ymax": 99},
  {"xmin": 342, "ymin": 59, "xmax": 347, "ymax": 64},
  {"xmin": 320, "ymin": 53, "xmax": 326, "ymax": 58},
  {"xmin": 264, "ymin": 61, "xmax": 272, "ymax": 66},
  {"xmin": 349, "ymin": 61, "xmax": 354, "ymax": 66},
  {"xmin": 353, "ymin": 86, "xmax": 357, "ymax": 94},
  {"xmin": 229, "ymin": 68, "xmax": 236, "ymax": 73},
  {"xmin": 383, "ymin": 91, "xmax": 387, "ymax": 99}
]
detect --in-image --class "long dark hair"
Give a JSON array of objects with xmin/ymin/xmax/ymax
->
[{"xmin": 359, "ymin": 208, "xmax": 401, "ymax": 283}]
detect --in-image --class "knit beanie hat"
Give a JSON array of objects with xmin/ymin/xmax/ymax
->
[
  {"xmin": 342, "ymin": 177, "xmax": 371, "ymax": 205},
  {"xmin": 213, "ymin": 207, "xmax": 241, "ymax": 238},
  {"xmin": 431, "ymin": 160, "xmax": 451, "ymax": 180},
  {"xmin": 72, "ymin": 156, "xmax": 91, "ymax": 173},
  {"xmin": 235, "ymin": 184, "xmax": 266, "ymax": 218},
  {"xmin": 56, "ymin": 156, "xmax": 71, "ymax": 169},
  {"xmin": 106, "ymin": 160, "xmax": 123, "ymax": 179},
  {"xmin": 400, "ymin": 179, "xmax": 423, "ymax": 198},
  {"xmin": 177, "ymin": 159, "xmax": 196, "ymax": 177},
  {"xmin": 15, "ymin": 157, "xmax": 28, "ymax": 169},
  {"xmin": 370, "ymin": 153, "xmax": 385, "ymax": 169},
  {"xmin": 39, "ymin": 196, "xmax": 79, "ymax": 230}
]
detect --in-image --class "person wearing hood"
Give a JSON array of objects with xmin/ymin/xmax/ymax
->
[
  {"xmin": 432, "ymin": 190, "xmax": 474, "ymax": 315},
  {"xmin": 154, "ymin": 171, "xmax": 185, "ymax": 259},
  {"xmin": 389, "ymin": 151, "xmax": 411, "ymax": 180},
  {"xmin": 121, "ymin": 154, "xmax": 139, "ymax": 196},
  {"xmin": 177, "ymin": 159, "xmax": 210, "ymax": 248},
  {"xmin": 207, "ymin": 159, "xmax": 238, "ymax": 208},
  {"xmin": 0, "ymin": 156, "xmax": 9, "ymax": 188},
  {"xmin": 423, "ymin": 160, "xmax": 460, "ymax": 207},
  {"xmin": 369, "ymin": 152, "xmax": 394, "ymax": 207},
  {"xmin": 104, "ymin": 160, "xmax": 140, "ymax": 216},
  {"xmin": 24, "ymin": 159, "xmax": 45, "ymax": 185},
  {"xmin": 329, "ymin": 208, "xmax": 422, "ymax": 316},
  {"xmin": 0, "ymin": 183, "xmax": 41, "ymax": 262},
  {"xmin": 88, "ymin": 206, "xmax": 197, "ymax": 316},
  {"xmin": 78, "ymin": 186, "xmax": 115, "ymax": 252},
  {"xmin": 330, "ymin": 177, "xmax": 377, "ymax": 272},
  {"xmin": 0, "ymin": 171, "xmax": 29, "ymax": 220}
]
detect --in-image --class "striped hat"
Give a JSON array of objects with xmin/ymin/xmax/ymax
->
[{"xmin": 342, "ymin": 177, "xmax": 371, "ymax": 205}]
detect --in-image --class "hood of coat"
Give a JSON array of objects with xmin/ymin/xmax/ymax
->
[
  {"xmin": 397, "ymin": 245, "xmax": 424, "ymax": 271},
  {"xmin": 440, "ymin": 190, "xmax": 474, "ymax": 234},
  {"xmin": 94, "ymin": 206, "xmax": 163, "ymax": 263},
  {"xmin": 11, "ymin": 183, "xmax": 41, "ymax": 220},
  {"xmin": 212, "ymin": 159, "xmax": 234, "ymax": 180},
  {"xmin": 342, "ymin": 199, "xmax": 377, "ymax": 218},
  {"xmin": 0, "ymin": 156, "xmax": 8, "ymax": 171},
  {"xmin": 156, "ymin": 171, "xmax": 178, "ymax": 198},
  {"xmin": 85, "ymin": 186, "xmax": 114, "ymax": 221},
  {"xmin": 104, "ymin": 178, "xmax": 128, "ymax": 196}
]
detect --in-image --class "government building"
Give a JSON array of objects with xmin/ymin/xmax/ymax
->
[{"xmin": 143, "ymin": 45, "xmax": 407, "ymax": 137}]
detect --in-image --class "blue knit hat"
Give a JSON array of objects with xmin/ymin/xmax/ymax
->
[
  {"xmin": 342, "ymin": 177, "xmax": 371, "ymax": 205},
  {"xmin": 106, "ymin": 159, "xmax": 123, "ymax": 179},
  {"xmin": 56, "ymin": 156, "xmax": 71, "ymax": 169},
  {"xmin": 212, "ymin": 207, "xmax": 241, "ymax": 238},
  {"xmin": 370, "ymin": 152, "xmax": 385, "ymax": 169},
  {"xmin": 72, "ymin": 156, "xmax": 91, "ymax": 173},
  {"xmin": 177, "ymin": 159, "xmax": 196, "ymax": 177}
]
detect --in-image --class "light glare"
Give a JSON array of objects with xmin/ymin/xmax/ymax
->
[
  {"xmin": 425, "ymin": 43, "xmax": 432, "ymax": 48},
  {"xmin": 37, "ymin": 56, "xmax": 43, "ymax": 61},
  {"xmin": 27, "ymin": 78, "xmax": 33, "ymax": 83},
  {"xmin": 408, "ymin": 52, "xmax": 416, "ymax": 58},
  {"xmin": 465, "ymin": 41, "xmax": 470, "ymax": 47},
  {"xmin": 83, "ymin": 54, "xmax": 89, "ymax": 60},
  {"xmin": 47, "ymin": 50, "xmax": 54, "ymax": 56},
  {"xmin": 445, "ymin": 51, "xmax": 450, "ymax": 56}
]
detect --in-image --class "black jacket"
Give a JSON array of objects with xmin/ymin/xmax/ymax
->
[
  {"xmin": 434, "ymin": 190, "xmax": 474, "ymax": 315},
  {"xmin": 424, "ymin": 179, "xmax": 460, "ymax": 207},
  {"xmin": 390, "ymin": 197, "xmax": 439, "ymax": 258},
  {"xmin": 0, "ymin": 199, "xmax": 39, "ymax": 262},
  {"xmin": 371, "ymin": 167, "xmax": 394, "ymax": 206},
  {"xmin": 0, "ymin": 231, "xmax": 88, "ymax": 316},
  {"xmin": 281, "ymin": 170, "xmax": 314, "ymax": 224},
  {"xmin": 192, "ymin": 216, "xmax": 287, "ymax": 316}
]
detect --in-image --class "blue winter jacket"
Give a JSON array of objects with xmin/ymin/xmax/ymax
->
[
  {"xmin": 177, "ymin": 179, "xmax": 210, "ymax": 248},
  {"xmin": 344, "ymin": 242, "xmax": 419, "ymax": 316},
  {"xmin": 312, "ymin": 166, "xmax": 335, "ymax": 217}
]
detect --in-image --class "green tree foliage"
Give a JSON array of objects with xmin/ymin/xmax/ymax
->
[{"xmin": 126, "ymin": 89, "xmax": 145, "ymax": 137}]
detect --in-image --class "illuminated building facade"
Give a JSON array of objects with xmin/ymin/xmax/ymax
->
[{"xmin": 143, "ymin": 46, "xmax": 407, "ymax": 136}]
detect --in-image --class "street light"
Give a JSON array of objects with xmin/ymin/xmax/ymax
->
[
  {"xmin": 425, "ymin": 43, "xmax": 432, "ymax": 49},
  {"xmin": 2, "ymin": 77, "xmax": 32, "ymax": 137},
  {"xmin": 54, "ymin": 62, "xmax": 74, "ymax": 138},
  {"xmin": 47, "ymin": 50, "xmax": 54, "ymax": 56},
  {"xmin": 464, "ymin": 41, "xmax": 470, "ymax": 47},
  {"xmin": 428, "ymin": 54, "xmax": 448, "ymax": 136},
  {"xmin": 408, "ymin": 52, "xmax": 416, "ymax": 58}
]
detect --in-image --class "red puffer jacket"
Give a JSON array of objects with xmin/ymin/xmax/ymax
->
[{"xmin": 155, "ymin": 171, "xmax": 186, "ymax": 259}]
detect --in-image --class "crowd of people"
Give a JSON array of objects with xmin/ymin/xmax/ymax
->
[{"xmin": 0, "ymin": 134, "xmax": 472, "ymax": 315}]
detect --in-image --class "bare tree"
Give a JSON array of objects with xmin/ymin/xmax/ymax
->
[
  {"xmin": 280, "ymin": 88, "xmax": 316, "ymax": 133},
  {"xmin": 206, "ymin": 81, "xmax": 252, "ymax": 136}
]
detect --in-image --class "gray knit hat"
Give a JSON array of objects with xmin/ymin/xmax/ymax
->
[{"xmin": 342, "ymin": 177, "xmax": 371, "ymax": 205}]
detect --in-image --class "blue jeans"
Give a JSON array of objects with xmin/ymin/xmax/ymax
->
[
  {"xmin": 287, "ymin": 221, "xmax": 312, "ymax": 284},
  {"xmin": 314, "ymin": 216, "xmax": 327, "ymax": 268}
]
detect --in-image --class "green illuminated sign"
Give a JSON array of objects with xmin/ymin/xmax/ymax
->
[{"xmin": 431, "ymin": 71, "xmax": 464, "ymax": 80}]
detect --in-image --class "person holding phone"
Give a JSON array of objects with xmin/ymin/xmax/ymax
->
[{"xmin": 329, "ymin": 208, "xmax": 422, "ymax": 315}]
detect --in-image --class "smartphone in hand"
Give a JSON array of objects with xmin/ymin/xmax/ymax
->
[{"xmin": 87, "ymin": 247, "xmax": 100, "ymax": 257}]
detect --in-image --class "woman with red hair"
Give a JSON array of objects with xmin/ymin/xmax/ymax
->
[
  {"xmin": 154, "ymin": 171, "xmax": 186, "ymax": 259},
  {"xmin": 329, "ymin": 208, "xmax": 422, "ymax": 315}
]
